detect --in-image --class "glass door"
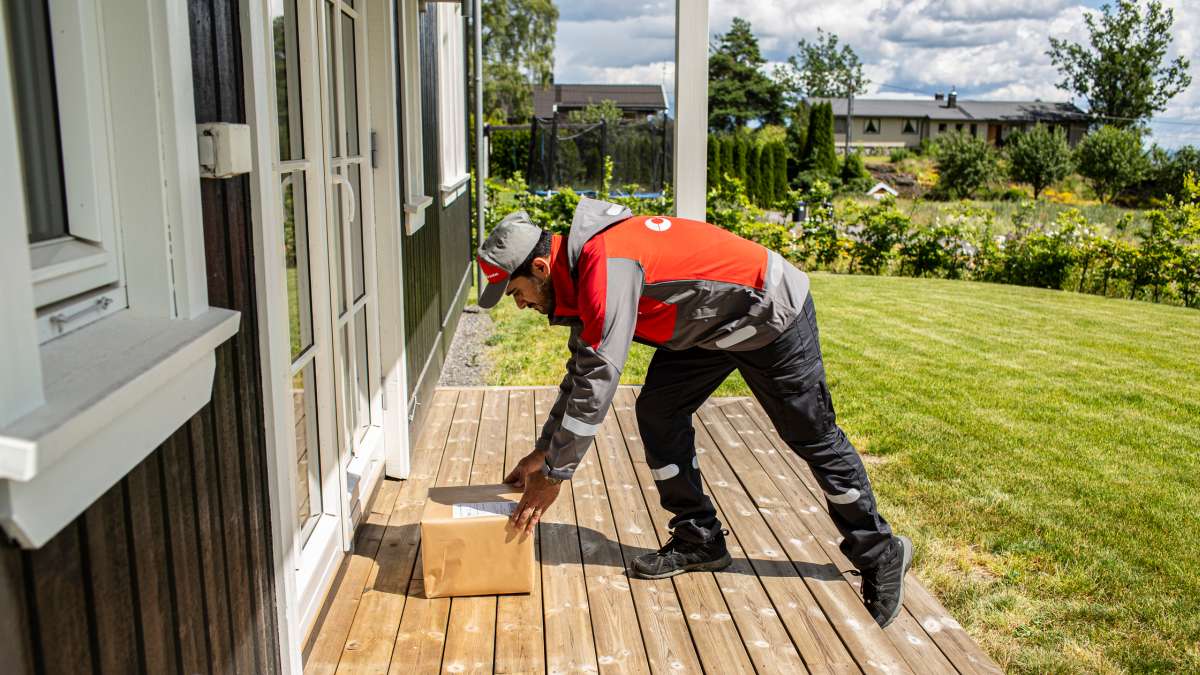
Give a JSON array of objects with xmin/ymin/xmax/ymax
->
[
  {"xmin": 319, "ymin": 0, "xmax": 382, "ymax": 496},
  {"xmin": 268, "ymin": 0, "xmax": 381, "ymax": 627}
]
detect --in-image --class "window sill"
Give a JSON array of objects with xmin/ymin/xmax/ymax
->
[
  {"xmin": 440, "ymin": 173, "xmax": 470, "ymax": 207},
  {"xmin": 0, "ymin": 307, "xmax": 240, "ymax": 548},
  {"xmin": 404, "ymin": 194, "xmax": 433, "ymax": 235}
]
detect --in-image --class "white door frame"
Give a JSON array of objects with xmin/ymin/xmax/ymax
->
[{"xmin": 240, "ymin": 0, "xmax": 412, "ymax": 670}]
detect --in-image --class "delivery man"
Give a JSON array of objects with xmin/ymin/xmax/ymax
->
[{"xmin": 484, "ymin": 197, "xmax": 912, "ymax": 628}]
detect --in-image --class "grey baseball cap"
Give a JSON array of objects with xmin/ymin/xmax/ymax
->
[{"xmin": 476, "ymin": 210, "xmax": 545, "ymax": 309}]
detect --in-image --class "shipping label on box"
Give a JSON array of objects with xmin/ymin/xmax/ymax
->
[{"xmin": 420, "ymin": 484, "xmax": 534, "ymax": 598}]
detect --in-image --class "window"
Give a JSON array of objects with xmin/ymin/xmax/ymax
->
[
  {"xmin": 399, "ymin": 0, "xmax": 431, "ymax": 234},
  {"xmin": 833, "ymin": 117, "xmax": 847, "ymax": 134},
  {"xmin": 7, "ymin": 0, "xmax": 123, "ymax": 328},
  {"xmin": 863, "ymin": 118, "xmax": 881, "ymax": 135},
  {"xmin": 970, "ymin": 123, "xmax": 977, "ymax": 137},
  {"xmin": 955, "ymin": 123, "xmax": 964, "ymax": 132},
  {"xmin": 903, "ymin": 119, "xmax": 918, "ymax": 135},
  {"xmin": 938, "ymin": 122, "xmax": 947, "ymax": 133},
  {"xmin": 435, "ymin": 3, "xmax": 468, "ymax": 206}
]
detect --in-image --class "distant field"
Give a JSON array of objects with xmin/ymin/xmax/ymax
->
[{"xmin": 484, "ymin": 272, "xmax": 1200, "ymax": 672}]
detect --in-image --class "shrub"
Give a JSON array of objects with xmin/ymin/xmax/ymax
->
[
  {"xmin": 841, "ymin": 152, "xmax": 870, "ymax": 183},
  {"xmin": 1006, "ymin": 124, "xmax": 1073, "ymax": 199},
  {"xmin": 1075, "ymin": 125, "xmax": 1148, "ymax": 204},
  {"xmin": 488, "ymin": 127, "xmax": 531, "ymax": 180},
  {"xmin": 843, "ymin": 199, "xmax": 909, "ymax": 274},
  {"xmin": 997, "ymin": 213, "xmax": 1081, "ymax": 289},
  {"xmin": 889, "ymin": 148, "xmax": 913, "ymax": 163},
  {"xmin": 933, "ymin": 133, "xmax": 1000, "ymax": 199}
]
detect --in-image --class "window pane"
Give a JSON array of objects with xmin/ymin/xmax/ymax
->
[
  {"xmin": 341, "ymin": 12, "xmax": 359, "ymax": 156},
  {"xmin": 6, "ymin": 0, "xmax": 69, "ymax": 243},
  {"xmin": 271, "ymin": 0, "xmax": 304, "ymax": 161},
  {"xmin": 348, "ymin": 163, "xmax": 365, "ymax": 300},
  {"xmin": 324, "ymin": 2, "xmax": 340, "ymax": 158},
  {"xmin": 281, "ymin": 172, "xmax": 314, "ymax": 360},
  {"xmin": 294, "ymin": 360, "xmax": 321, "ymax": 541},
  {"xmin": 340, "ymin": 322, "xmax": 356, "ymax": 452},
  {"xmin": 354, "ymin": 308, "xmax": 371, "ymax": 436},
  {"xmin": 331, "ymin": 169, "xmax": 347, "ymax": 315}
]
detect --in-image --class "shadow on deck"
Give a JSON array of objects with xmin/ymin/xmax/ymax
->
[{"xmin": 303, "ymin": 386, "xmax": 1001, "ymax": 674}]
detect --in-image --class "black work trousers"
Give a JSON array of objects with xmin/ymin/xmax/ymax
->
[{"xmin": 635, "ymin": 294, "xmax": 894, "ymax": 570}]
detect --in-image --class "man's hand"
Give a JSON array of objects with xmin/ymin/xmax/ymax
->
[
  {"xmin": 504, "ymin": 449, "xmax": 547, "ymax": 489},
  {"xmin": 511, "ymin": 470, "xmax": 561, "ymax": 535}
]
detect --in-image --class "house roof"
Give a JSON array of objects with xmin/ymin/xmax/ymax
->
[
  {"xmin": 533, "ymin": 84, "xmax": 669, "ymax": 118},
  {"xmin": 816, "ymin": 98, "xmax": 1088, "ymax": 123},
  {"xmin": 867, "ymin": 182, "xmax": 899, "ymax": 196}
]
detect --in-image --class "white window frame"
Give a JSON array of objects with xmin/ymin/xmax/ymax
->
[
  {"xmin": 0, "ymin": 0, "xmax": 236, "ymax": 549},
  {"xmin": 24, "ymin": 0, "xmax": 124, "ymax": 323},
  {"xmin": 863, "ymin": 117, "xmax": 882, "ymax": 135},
  {"xmin": 400, "ymin": 0, "xmax": 432, "ymax": 233},
  {"xmin": 435, "ymin": 2, "xmax": 468, "ymax": 206}
]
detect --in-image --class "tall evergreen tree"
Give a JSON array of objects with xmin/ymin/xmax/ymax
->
[
  {"xmin": 748, "ymin": 143, "xmax": 763, "ymax": 202},
  {"xmin": 734, "ymin": 135, "xmax": 750, "ymax": 186},
  {"xmin": 707, "ymin": 18, "xmax": 786, "ymax": 131},
  {"xmin": 801, "ymin": 102, "xmax": 838, "ymax": 177},
  {"xmin": 773, "ymin": 142, "xmax": 789, "ymax": 203}
]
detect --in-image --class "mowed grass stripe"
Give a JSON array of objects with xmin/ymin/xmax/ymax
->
[{"xmin": 485, "ymin": 272, "xmax": 1200, "ymax": 672}]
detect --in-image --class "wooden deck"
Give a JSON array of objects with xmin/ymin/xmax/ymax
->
[{"xmin": 304, "ymin": 387, "xmax": 1001, "ymax": 674}]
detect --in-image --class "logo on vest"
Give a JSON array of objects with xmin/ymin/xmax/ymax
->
[{"xmin": 645, "ymin": 217, "xmax": 672, "ymax": 232}]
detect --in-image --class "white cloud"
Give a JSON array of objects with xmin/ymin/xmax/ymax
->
[{"xmin": 550, "ymin": 0, "xmax": 1200, "ymax": 148}]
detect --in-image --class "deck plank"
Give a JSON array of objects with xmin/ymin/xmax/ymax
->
[
  {"xmin": 441, "ymin": 390, "xmax": 509, "ymax": 675},
  {"xmin": 389, "ymin": 390, "xmax": 485, "ymax": 674},
  {"xmin": 534, "ymin": 389, "xmax": 600, "ymax": 675},
  {"xmin": 568, "ymin": 426, "xmax": 653, "ymax": 673},
  {"xmin": 495, "ymin": 389, "xmax": 546, "ymax": 674},
  {"xmin": 611, "ymin": 389, "xmax": 810, "ymax": 675},
  {"xmin": 735, "ymin": 400, "xmax": 1003, "ymax": 675},
  {"xmin": 593, "ymin": 400, "xmax": 741, "ymax": 674},
  {"xmin": 328, "ymin": 388, "xmax": 458, "ymax": 674}
]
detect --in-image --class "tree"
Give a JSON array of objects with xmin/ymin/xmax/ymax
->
[
  {"xmin": 933, "ymin": 133, "xmax": 1000, "ymax": 198},
  {"xmin": 482, "ymin": 0, "xmax": 558, "ymax": 122},
  {"xmin": 1006, "ymin": 124, "xmax": 1074, "ymax": 199},
  {"xmin": 566, "ymin": 100, "xmax": 622, "ymax": 125},
  {"xmin": 1075, "ymin": 125, "xmax": 1148, "ymax": 203},
  {"xmin": 1047, "ymin": 0, "xmax": 1191, "ymax": 127},
  {"xmin": 800, "ymin": 102, "xmax": 838, "ymax": 177},
  {"xmin": 779, "ymin": 28, "xmax": 869, "ymax": 102},
  {"xmin": 707, "ymin": 18, "xmax": 786, "ymax": 131},
  {"xmin": 785, "ymin": 101, "xmax": 809, "ymax": 181}
]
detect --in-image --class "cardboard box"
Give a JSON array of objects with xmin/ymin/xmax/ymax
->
[{"xmin": 420, "ymin": 484, "xmax": 534, "ymax": 598}]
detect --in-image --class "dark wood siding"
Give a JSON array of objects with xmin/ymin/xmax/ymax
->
[
  {"xmin": 0, "ymin": 2, "xmax": 280, "ymax": 673},
  {"xmin": 402, "ymin": 8, "xmax": 471, "ymax": 438}
]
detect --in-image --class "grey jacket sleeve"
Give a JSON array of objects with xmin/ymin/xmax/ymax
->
[
  {"xmin": 535, "ymin": 325, "xmax": 581, "ymax": 453},
  {"xmin": 542, "ymin": 258, "xmax": 643, "ymax": 480}
]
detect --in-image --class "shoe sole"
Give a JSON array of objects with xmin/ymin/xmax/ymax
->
[
  {"xmin": 877, "ymin": 536, "xmax": 914, "ymax": 629},
  {"xmin": 629, "ymin": 552, "xmax": 733, "ymax": 580}
]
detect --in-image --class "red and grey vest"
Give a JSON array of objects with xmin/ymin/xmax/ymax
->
[{"xmin": 538, "ymin": 198, "xmax": 810, "ymax": 479}]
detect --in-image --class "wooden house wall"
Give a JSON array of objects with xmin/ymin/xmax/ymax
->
[
  {"xmin": 0, "ymin": 2, "xmax": 281, "ymax": 673},
  {"xmin": 402, "ymin": 7, "xmax": 472, "ymax": 438}
]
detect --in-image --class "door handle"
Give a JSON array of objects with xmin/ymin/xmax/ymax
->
[{"xmin": 332, "ymin": 173, "xmax": 356, "ymax": 224}]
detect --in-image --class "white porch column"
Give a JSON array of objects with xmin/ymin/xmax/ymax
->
[{"xmin": 673, "ymin": 0, "xmax": 708, "ymax": 220}]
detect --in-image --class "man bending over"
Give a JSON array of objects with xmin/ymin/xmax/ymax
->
[{"xmin": 483, "ymin": 198, "xmax": 912, "ymax": 627}]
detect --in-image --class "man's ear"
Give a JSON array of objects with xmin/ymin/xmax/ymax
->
[{"xmin": 531, "ymin": 256, "xmax": 552, "ymax": 279}]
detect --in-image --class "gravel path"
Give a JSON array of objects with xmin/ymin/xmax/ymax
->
[{"xmin": 437, "ymin": 304, "xmax": 494, "ymax": 386}]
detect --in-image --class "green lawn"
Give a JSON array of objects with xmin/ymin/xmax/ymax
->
[{"xmin": 483, "ymin": 273, "xmax": 1200, "ymax": 673}]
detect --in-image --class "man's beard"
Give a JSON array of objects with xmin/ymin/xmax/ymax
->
[{"xmin": 534, "ymin": 274, "xmax": 555, "ymax": 316}]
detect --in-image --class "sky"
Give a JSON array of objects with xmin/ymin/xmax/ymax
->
[{"xmin": 552, "ymin": 0, "xmax": 1199, "ymax": 149}]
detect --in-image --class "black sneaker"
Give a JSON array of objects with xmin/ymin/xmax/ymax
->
[
  {"xmin": 855, "ymin": 535, "xmax": 913, "ymax": 629},
  {"xmin": 630, "ymin": 529, "xmax": 733, "ymax": 579}
]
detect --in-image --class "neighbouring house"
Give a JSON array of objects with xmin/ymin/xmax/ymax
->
[
  {"xmin": 819, "ymin": 91, "xmax": 1091, "ymax": 152},
  {"xmin": 533, "ymin": 83, "xmax": 669, "ymax": 122},
  {"xmin": 0, "ymin": 0, "xmax": 474, "ymax": 672}
]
